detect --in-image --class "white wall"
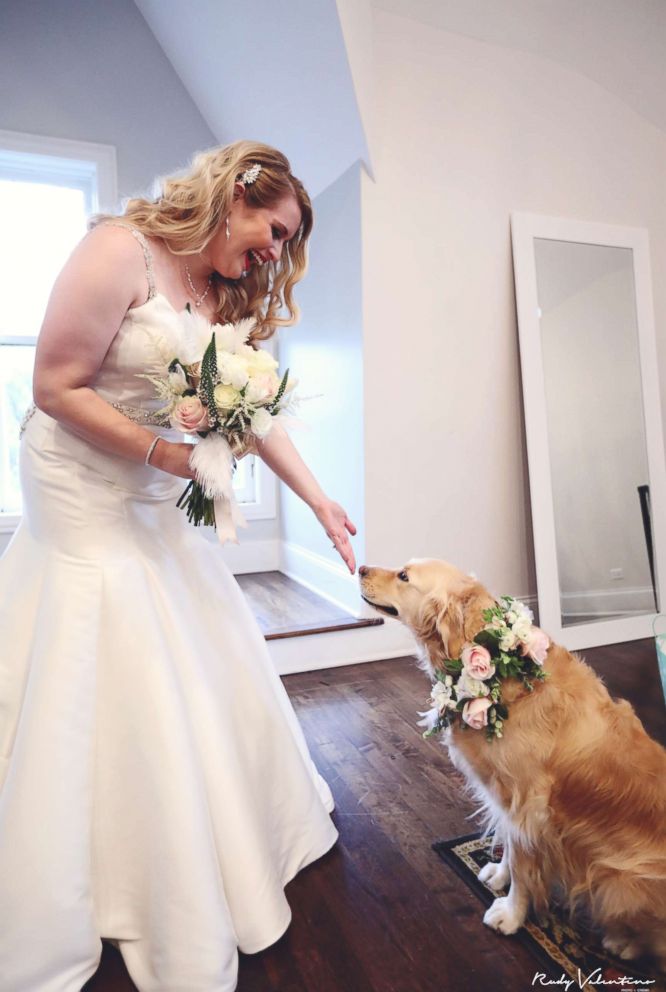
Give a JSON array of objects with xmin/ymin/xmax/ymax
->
[
  {"xmin": 360, "ymin": 8, "xmax": 666, "ymax": 599},
  {"xmin": 0, "ymin": 0, "xmax": 216, "ymax": 198},
  {"xmin": 279, "ymin": 162, "xmax": 366, "ymax": 609}
]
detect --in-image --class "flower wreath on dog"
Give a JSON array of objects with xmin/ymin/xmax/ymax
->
[{"xmin": 419, "ymin": 597, "xmax": 550, "ymax": 742}]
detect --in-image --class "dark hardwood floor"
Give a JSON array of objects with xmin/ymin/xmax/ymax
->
[{"xmin": 85, "ymin": 638, "xmax": 666, "ymax": 991}]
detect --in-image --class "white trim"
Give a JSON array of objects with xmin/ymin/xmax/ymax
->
[
  {"xmin": 560, "ymin": 584, "xmax": 655, "ymax": 618},
  {"xmin": 238, "ymin": 456, "xmax": 277, "ymax": 520},
  {"xmin": 0, "ymin": 128, "xmax": 118, "ymax": 211},
  {"xmin": 280, "ymin": 540, "xmax": 363, "ymax": 615},
  {"xmin": 511, "ymin": 212, "xmax": 666, "ymax": 651},
  {"xmin": 268, "ymin": 615, "xmax": 419, "ymax": 676}
]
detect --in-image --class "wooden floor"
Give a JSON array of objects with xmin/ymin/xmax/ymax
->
[
  {"xmin": 85, "ymin": 638, "xmax": 666, "ymax": 991},
  {"xmin": 236, "ymin": 571, "xmax": 383, "ymax": 639}
]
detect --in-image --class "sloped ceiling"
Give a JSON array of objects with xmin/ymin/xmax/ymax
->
[
  {"xmin": 134, "ymin": 0, "xmax": 666, "ymax": 198},
  {"xmin": 374, "ymin": 0, "xmax": 666, "ymax": 136},
  {"xmin": 133, "ymin": 0, "xmax": 370, "ymax": 198}
]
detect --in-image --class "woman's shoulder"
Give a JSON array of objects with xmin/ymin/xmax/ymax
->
[{"xmin": 73, "ymin": 222, "xmax": 154, "ymax": 307}]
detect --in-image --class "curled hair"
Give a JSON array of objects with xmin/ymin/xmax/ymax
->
[{"xmin": 91, "ymin": 140, "xmax": 313, "ymax": 340}]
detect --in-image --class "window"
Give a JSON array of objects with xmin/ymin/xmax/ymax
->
[{"xmin": 0, "ymin": 130, "xmax": 117, "ymax": 531}]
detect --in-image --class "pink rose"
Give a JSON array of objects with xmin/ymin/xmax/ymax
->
[
  {"xmin": 170, "ymin": 396, "xmax": 209, "ymax": 434},
  {"xmin": 462, "ymin": 697, "xmax": 492, "ymax": 730},
  {"xmin": 461, "ymin": 643, "xmax": 495, "ymax": 681},
  {"xmin": 520, "ymin": 626, "xmax": 550, "ymax": 666},
  {"xmin": 245, "ymin": 372, "xmax": 280, "ymax": 404}
]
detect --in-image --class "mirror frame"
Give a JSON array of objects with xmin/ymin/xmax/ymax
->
[{"xmin": 511, "ymin": 212, "xmax": 666, "ymax": 649}]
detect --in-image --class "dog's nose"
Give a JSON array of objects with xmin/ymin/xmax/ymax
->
[{"xmin": 358, "ymin": 565, "xmax": 369, "ymax": 577}]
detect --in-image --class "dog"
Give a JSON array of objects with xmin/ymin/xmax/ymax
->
[{"xmin": 359, "ymin": 558, "xmax": 666, "ymax": 968}]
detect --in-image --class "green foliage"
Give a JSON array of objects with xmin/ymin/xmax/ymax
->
[
  {"xmin": 200, "ymin": 332, "xmax": 219, "ymax": 427},
  {"xmin": 268, "ymin": 367, "xmax": 290, "ymax": 413}
]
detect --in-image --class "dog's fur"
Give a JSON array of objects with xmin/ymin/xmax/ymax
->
[{"xmin": 360, "ymin": 558, "xmax": 666, "ymax": 967}]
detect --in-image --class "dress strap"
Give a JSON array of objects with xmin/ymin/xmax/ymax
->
[{"xmin": 102, "ymin": 222, "xmax": 156, "ymax": 301}]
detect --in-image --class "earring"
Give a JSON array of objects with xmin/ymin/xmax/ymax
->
[{"xmin": 225, "ymin": 216, "xmax": 231, "ymax": 240}]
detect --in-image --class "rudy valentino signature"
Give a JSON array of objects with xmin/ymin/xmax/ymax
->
[{"xmin": 532, "ymin": 969, "xmax": 656, "ymax": 990}]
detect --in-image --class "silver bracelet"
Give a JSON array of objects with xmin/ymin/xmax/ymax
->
[{"xmin": 144, "ymin": 435, "xmax": 161, "ymax": 466}]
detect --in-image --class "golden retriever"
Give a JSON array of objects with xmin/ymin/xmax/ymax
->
[{"xmin": 359, "ymin": 558, "xmax": 666, "ymax": 968}]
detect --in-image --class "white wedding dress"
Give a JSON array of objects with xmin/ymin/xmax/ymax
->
[{"xmin": 0, "ymin": 228, "xmax": 337, "ymax": 992}]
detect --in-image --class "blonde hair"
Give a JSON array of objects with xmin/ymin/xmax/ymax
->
[{"xmin": 92, "ymin": 140, "xmax": 313, "ymax": 340}]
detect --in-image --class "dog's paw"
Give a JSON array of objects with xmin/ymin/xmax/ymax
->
[
  {"xmin": 478, "ymin": 860, "xmax": 510, "ymax": 892},
  {"xmin": 483, "ymin": 896, "xmax": 525, "ymax": 935},
  {"xmin": 602, "ymin": 934, "xmax": 640, "ymax": 961}
]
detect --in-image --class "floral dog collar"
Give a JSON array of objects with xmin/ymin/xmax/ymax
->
[{"xmin": 419, "ymin": 596, "xmax": 550, "ymax": 742}]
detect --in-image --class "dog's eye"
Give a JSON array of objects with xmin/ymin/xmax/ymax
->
[{"xmin": 398, "ymin": 570, "xmax": 409, "ymax": 582}]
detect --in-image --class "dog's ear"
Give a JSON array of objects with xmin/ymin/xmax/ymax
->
[
  {"xmin": 416, "ymin": 594, "xmax": 465, "ymax": 664},
  {"xmin": 438, "ymin": 596, "xmax": 467, "ymax": 660},
  {"xmin": 435, "ymin": 583, "xmax": 493, "ymax": 660},
  {"xmin": 414, "ymin": 595, "xmax": 449, "ymax": 667}
]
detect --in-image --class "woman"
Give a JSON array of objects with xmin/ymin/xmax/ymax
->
[{"xmin": 0, "ymin": 140, "xmax": 356, "ymax": 991}]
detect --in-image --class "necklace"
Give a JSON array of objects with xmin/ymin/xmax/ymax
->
[{"xmin": 184, "ymin": 263, "xmax": 213, "ymax": 308}]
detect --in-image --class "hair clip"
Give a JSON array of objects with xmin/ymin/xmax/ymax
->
[{"xmin": 241, "ymin": 163, "xmax": 262, "ymax": 185}]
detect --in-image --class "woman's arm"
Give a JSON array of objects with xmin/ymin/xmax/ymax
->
[
  {"xmin": 33, "ymin": 225, "xmax": 193, "ymax": 479},
  {"xmin": 256, "ymin": 426, "xmax": 357, "ymax": 573}
]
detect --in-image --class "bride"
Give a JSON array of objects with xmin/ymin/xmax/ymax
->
[{"xmin": 0, "ymin": 140, "xmax": 356, "ymax": 992}]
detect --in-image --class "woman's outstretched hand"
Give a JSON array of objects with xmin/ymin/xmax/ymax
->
[{"xmin": 312, "ymin": 499, "xmax": 357, "ymax": 574}]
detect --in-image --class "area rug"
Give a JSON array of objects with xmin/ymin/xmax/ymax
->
[{"xmin": 433, "ymin": 832, "xmax": 663, "ymax": 992}]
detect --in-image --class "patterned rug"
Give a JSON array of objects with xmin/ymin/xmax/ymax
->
[{"xmin": 433, "ymin": 832, "xmax": 664, "ymax": 992}]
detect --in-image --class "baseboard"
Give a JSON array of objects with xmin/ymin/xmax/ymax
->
[
  {"xmin": 560, "ymin": 584, "xmax": 655, "ymax": 618},
  {"xmin": 268, "ymin": 615, "xmax": 419, "ymax": 675},
  {"xmin": 280, "ymin": 540, "xmax": 365, "ymax": 615}
]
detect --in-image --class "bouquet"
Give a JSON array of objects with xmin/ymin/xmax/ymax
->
[{"xmin": 142, "ymin": 306, "xmax": 296, "ymax": 543}]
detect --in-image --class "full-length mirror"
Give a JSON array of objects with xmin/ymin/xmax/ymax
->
[{"xmin": 512, "ymin": 214, "xmax": 666, "ymax": 650}]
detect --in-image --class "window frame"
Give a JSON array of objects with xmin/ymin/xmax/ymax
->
[{"xmin": 0, "ymin": 130, "xmax": 117, "ymax": 533}]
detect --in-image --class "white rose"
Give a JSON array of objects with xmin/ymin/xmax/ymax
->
[
  {"xmin": 500, "ymin": 630, "xmax": 519, "ymax": 651},
  {"xmin": 454, "ymin": 671, "xmax": 490, "ymax": 700},
  {"xmin": 512, "ymin": 617, "xmax": 532, "ymax": 642},
  {"xmin": 250, "ymin": 408, "xmax": 274, "ymax": 438},
  {"xmin": 514, "ymin": 600, "xmax": 534, "ymax": 623},
  {"xmin": 213, "ymin": 383, "xmax": 241, "ymax": 410},
  {"xmin": 505, "ymin": 611, "xmax": 517, "ymax": 625},
  {"xmin": 218, "ymin": 353, "xmax": 249, "ymax": 390}
]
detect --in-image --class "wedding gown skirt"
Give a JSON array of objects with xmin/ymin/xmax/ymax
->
[{"xmin": 0, "ymin": 407, "xmax": 337, "ymax": 992}]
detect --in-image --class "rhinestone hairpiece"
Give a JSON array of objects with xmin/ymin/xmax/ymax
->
[{"xmin": 241, "ymin": 163, "xmax": 262, "ymax": 185}]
